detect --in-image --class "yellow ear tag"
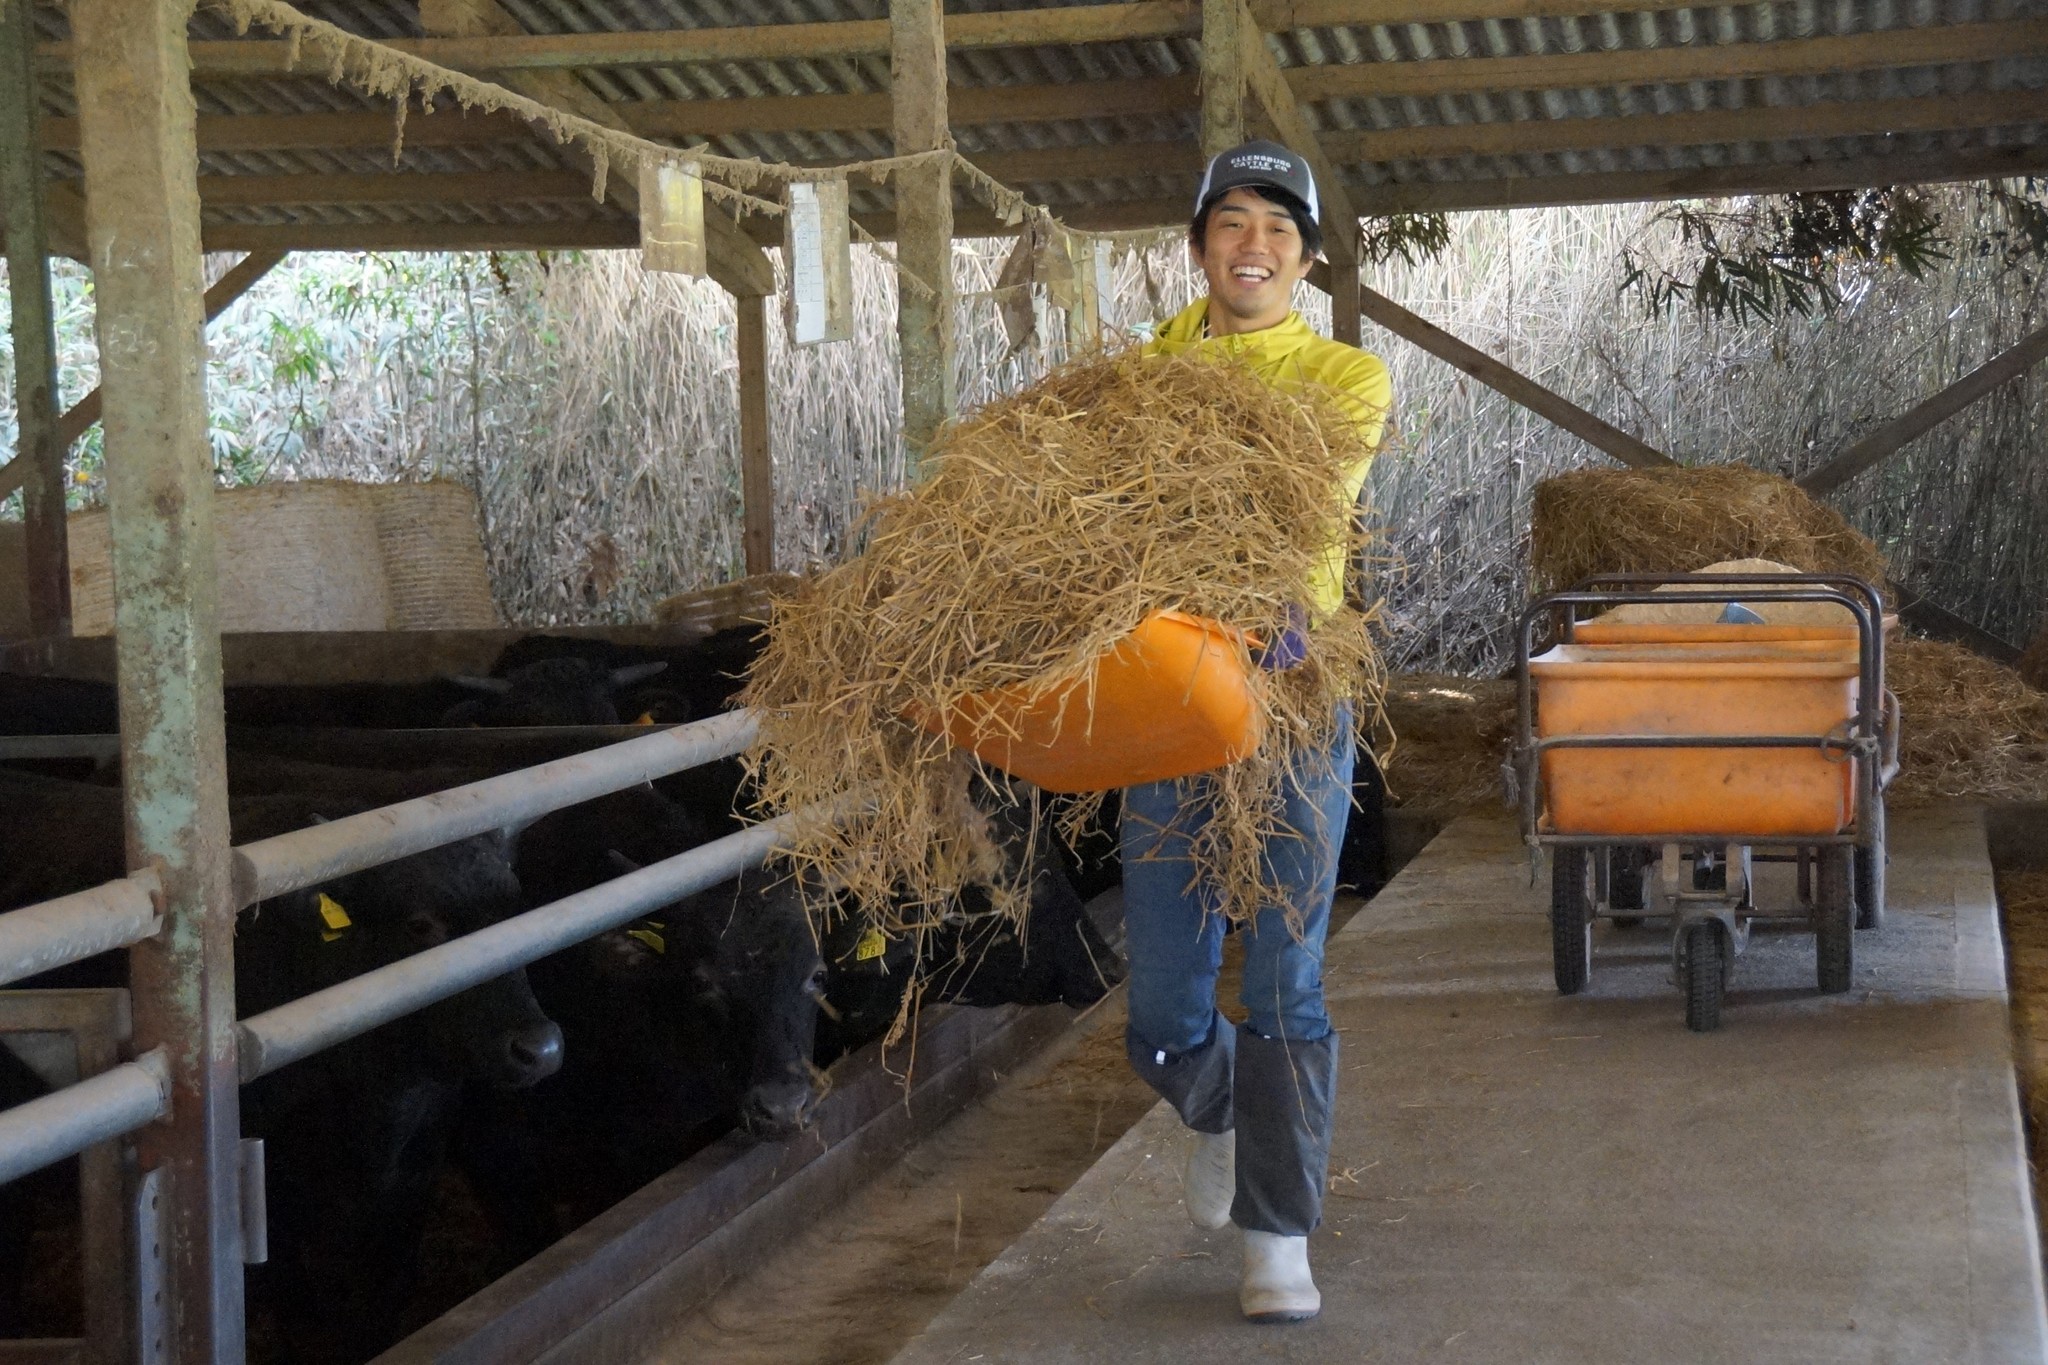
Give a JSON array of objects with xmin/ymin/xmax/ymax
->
[
  {"xmin": 318, "ymin": 893, "xmax": 352, "ymax": 943},
  {"xmin": 854, "ymin": 928, "xmax": 887, "ymax": 963},
  {"xmin": 635, "ymin": 711, "xmax": 657, "ymax": 726},
  {"xmin": 625, "ymin": 927, "xmax": 666, "ymax": 955}
]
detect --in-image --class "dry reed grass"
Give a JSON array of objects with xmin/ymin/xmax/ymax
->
[
  {"xmin": 739, "ymin": 349, "xmax": 1382, "ymax": 932},
  {"xmin": 1888, "ymin": 637, "xmax": 2048, "ymax": 807},
  {"xmin": 1529, "ymin": 466, "xmax": 1891, "ymax": 596}
]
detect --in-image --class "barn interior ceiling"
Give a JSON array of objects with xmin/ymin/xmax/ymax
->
[{"xmin": 18, "ymin": 0, "xmax": 2048, "ymax": 257}]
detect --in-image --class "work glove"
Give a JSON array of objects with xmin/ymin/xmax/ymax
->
[{"xmin": 1254, "ymin": 605, "xmax": 1309, "ymax": 672}]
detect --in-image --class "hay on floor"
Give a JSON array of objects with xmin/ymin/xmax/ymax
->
[
  {"xmin": 1888, "ymin": 637, "xmax": 2048, "ymax": 807},
  {"xmin": 739, "ymin": 349, "xmax": 1383, "ymax": 933},
  {"xmin": 2020, "ymin": 623, "xmax": 2048, "ymax": 694},
  {"xmin": 1375, "ymin": 673, "xmax": 1515, "ymax": 815},
  {"xmin": 1530, "ymin": 466, "xmax": 1890, "ymax": 597}
]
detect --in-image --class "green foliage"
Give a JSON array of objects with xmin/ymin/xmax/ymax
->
[
  {"xmin": 1360, "ymin": 212, "xmax": 1453, "ymax": 267},
  {"xmin": 1619, "ymin": 182, "xmax": 2048, "ymax": 324}
]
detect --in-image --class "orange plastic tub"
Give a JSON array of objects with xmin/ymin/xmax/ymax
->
[
  {"xmin": 1531, "ymin": 625, "xmax": 1862, "ymax": 838},
  {"xmin": 917, "ymin": 610, "xmax": 1265, "ymax": 793}
]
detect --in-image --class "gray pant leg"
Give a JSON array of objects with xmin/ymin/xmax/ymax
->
[
  {"xmin": 1230, "ymin": 1023, "xmax": 1338, "ymax": 1236},
  {"xmin": 1125, "ymin": 1008, "xmax": 1235, "ymax": 1135}
]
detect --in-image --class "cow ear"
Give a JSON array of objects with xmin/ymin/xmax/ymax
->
[
  {"xmin": 449, "ymin": 674, "xmax": 515, "ymax": 695},
  {"xmin": 607, "ymin": 849, "xmax": 644, "ymax": 876},
  {"xmin": 608, "ymin": 661, "xmax": 668, "ymax": 689}
]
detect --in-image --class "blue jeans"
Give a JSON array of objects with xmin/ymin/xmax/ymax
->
[{"xmin": 1121, "ymin": 705, "xmax": 1354, "ymax": 1052}]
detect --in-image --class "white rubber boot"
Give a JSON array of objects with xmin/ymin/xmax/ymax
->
[
  {"xmin": 1240, "ymin": 1229, "xmax": 1320, "ymax": 1323},
  {"xmin": 1184, "ymin": 1128, "xmax": 1235, "ymax": 1230}
]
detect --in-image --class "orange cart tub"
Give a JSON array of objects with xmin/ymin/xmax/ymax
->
[
  {"xmin": 1530, "ymin": 630, "xmax": 1862, "ymax": 838},
  {"xmin": 916, "ymin": 610, "xmax": 1265, "ymax": 793}
]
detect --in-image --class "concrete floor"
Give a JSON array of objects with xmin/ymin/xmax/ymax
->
[{"xmin": 892, "ymin": 809, "xmax": 2047, "ymax": 1364}]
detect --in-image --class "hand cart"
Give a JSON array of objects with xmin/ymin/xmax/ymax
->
[{"xmin": 1511, "ymin": 573, "xmax": 1900, "ymax": 1032}]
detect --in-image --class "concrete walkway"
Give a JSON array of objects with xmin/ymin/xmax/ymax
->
[{"xmin": 893, "ymin": 809, "xmax": 2046, "ymax": 1364}]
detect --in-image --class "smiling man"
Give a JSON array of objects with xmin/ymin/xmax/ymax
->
[{"xmin": 1124, "ymin": 140, "xmax": 1391, "ymax": 1325}]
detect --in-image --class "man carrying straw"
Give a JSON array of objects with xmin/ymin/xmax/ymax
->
[{"xmin": 1123, "ymin": 140, "xmax": 1391, "ymax": 1323}]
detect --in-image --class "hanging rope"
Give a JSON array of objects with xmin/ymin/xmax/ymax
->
[{"xmin": 206, "ymin": 0, "xmax": 1184, "ymax": 278}]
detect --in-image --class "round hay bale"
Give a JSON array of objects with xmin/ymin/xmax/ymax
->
[
  {"xmin": 0, "ymin": 480, "xmax": 500, "ymax": 636},
  {"xmin": 367, "ymin": 480, "xmax": 503, "ymax": 629},
  {"xmin": 1530, "ymin": 466, "xmax": 1890, "ymax": 598},
  {"xmin": 1601, "ymin": 558, "xmax": 1859, "ymax": 627}
]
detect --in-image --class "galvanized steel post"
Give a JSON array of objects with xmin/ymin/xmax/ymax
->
[
  {"xmin": 0, "ymin": 0, "xmax": 73, "ymax": 636},
  {"xmin": 72, "ymin": 0, "xmax": 248, "ymax": 1358}
]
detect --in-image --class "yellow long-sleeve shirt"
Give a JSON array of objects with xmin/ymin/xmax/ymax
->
[{"xmin": 1142, "ymin": 299, "xmax": 1392, "ymax": 619}]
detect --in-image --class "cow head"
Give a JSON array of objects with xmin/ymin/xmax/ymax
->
[
  {"xmin": 683, "ymin": 871, "xmax": 828, "ymax": 1137},
  {"xmin": 262, "ymin": 830, "xmax": 564, "ymax": 1092},
  {"xmin": 440, "ymin": 658, "xmax": 669, "ymax": 728}
]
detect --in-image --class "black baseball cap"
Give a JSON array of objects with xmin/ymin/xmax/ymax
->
[{"xmin": 1191, "ymin": 140, "xmax": 1321, "ymax": 228}]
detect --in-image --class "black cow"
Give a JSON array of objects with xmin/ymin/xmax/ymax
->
[
  {"xmin": 0, "ymin": 774, "xmax": 561, "ymax": 1364},
  {"xmin": 457, "ymin": 786, "xmax": 823, "ymax": 1255}
]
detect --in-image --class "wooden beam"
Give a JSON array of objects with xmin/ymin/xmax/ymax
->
[
  {"xmin": 200, "ymin": 219, "xmax": 639, "ymax": 253},
  {"xmin": 735, "ymin": 293, "xmax": 775, "ymax": 577},
  {"xmin": 892, "ymin": 0, "xmax": 956, "ymax": 471},
  {"xmin": 1797, "ymin": 327, "xmax": 2048, "ymax": 497},
  {"xmin": 2, "ymin": 0, "xmax": 71, "ymax": 635},
  {"xmin": 422, "ymin": 0, "xmax": 775, "ymax": 299},
  {"xmin": 47, "ymin": 249, "xmax": 288, "ymax": 456},
  {"xmin": 1200, "ymin": 0, "xmax": 1247, "ymax": 160},
  {"xmin": 75, "ymin": 2, "xmax": 1797, "ymax": 79},
  {"xmin": 1353, "ymin": 278, "xmax": 1675, "ymax": 470},
  {"xmin": 73, "ymin": 1, "xmax": 246, "ymax": 1362},
  {"xmin": 196, "ymin": 171, "xmax": 592, "ymax": 207},
  {"xmin": 1233, "ymin": 0, "xmax": 1361, "ymax": 342},
  {"xmin": 1346, "ymin": 143, "xmax": 2048, "ymax": 216},
  {"xmin": 625, "ymin": 19, "xmax": 2048, "ymax": 142},
  {"xmin": 1321, "ymin": 89, "xmax": 2048, "ymax": 165}
]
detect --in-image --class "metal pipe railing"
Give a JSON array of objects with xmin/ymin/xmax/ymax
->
[
  {"xmin": 0, "ymin": 868, "xmax": 161, "ymax": 988},
  {"xmin": 230, "ymin": 709, "xmax": 757, "ymax": 907},
  {"xmin": 236, "ymin": 812, "xmax": 794, "ymax": 1082},
  {"xmin": 0, "ymin": 732, "xmax": 123, "ymax": 760},
  {"xmin": 0, "ymin": 1048, "xmax": 168, "ymax": 1186}
]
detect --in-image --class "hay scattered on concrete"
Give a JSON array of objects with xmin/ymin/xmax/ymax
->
[
  {"xmin": 1889, "ymin": 637, "xmax": 2048, "ymax": 807},
  {"xmin": 1375, "ymin": 674, "xmax": 1515, "ymax": 815},
  {"xmin": 739, "ymin": 349, "xmax": 1382, "ymax": 931},
  {"xmin": 1530, "ymin": 466, "xmax": 1890, "ymax": 596}
]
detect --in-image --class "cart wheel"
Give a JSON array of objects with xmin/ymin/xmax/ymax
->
[
  {"xmin": 1681, "ymin": 921, "xmax": 1724, "ymax": 1033},
  {"xmin": 1551, "ymin": 847, "xmax": 1593, "ymax": 996},
  {"xmin": 1855, "ymin": 796, "xmax": 1886, "ymax": 932},
  {"xmin": 1609, "ymin": 845, "xmax": 1650, "ymax": 927},
  {"xmin": 1815, "ymin": 845, "xmax": 1855, "ymax": 994}
]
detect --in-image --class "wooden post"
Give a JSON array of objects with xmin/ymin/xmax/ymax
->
[
  {"xmin": 72, "ymin": 2, "xmax": 245, "ymax": 1362},
  {"xmin": 1328, "ymin": 231, "xmax": 1362, "ymax": 347},
  {"xmin": 1797, "ymin": 325, "xmax": 2048, "ymax": 496},
  {"xmin": 1200, "ymin": 0, "xmax": 1246, "ymax": 158},
  {"xmin": 2, "ymin": 0, "xmax": 72, "ymax": 636},
  {"xmin": 891, "ymin": 0, "xmax": 955, "ymax": 473},
  {"xmin": 736, "ymin": 292, "xmax": 774, "ymax": 576},
  {"xmin": 1355, "ymin": 281, "xmax": 1677, "ymax": 470}
]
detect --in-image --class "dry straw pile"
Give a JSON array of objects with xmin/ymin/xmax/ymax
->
[
  {"xmin": 1530, "ymin": 466, "xmax": 1890, "ymax": 594},
  {"xmin": 739, "ymin": 349, "xmax": 1382, "ymax": 932},
  {"xmin": 1888, "ymin": 637, "xmax": 2048, "ymax": 806}
]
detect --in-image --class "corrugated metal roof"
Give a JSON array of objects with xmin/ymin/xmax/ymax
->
[{"xmin": 29, "ymin": 0, "xmax": 2048, "ymax": 253}]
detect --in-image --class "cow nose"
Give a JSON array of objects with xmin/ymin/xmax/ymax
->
[
  {"xmin": 739, "ymin": 1079, "xmax": 817, "ymax": 1136},
  {"xmin": 504, "ymin": 1021, "xmax": 564, "ymax": 1085}
]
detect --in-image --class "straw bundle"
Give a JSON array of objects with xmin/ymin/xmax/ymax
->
[
  {"xmin": 739, "ymin": 349, "xmax": 1382, "ymax": 932},
  {"xmin": 1530, "ymin": 467, "xmax": 1890, "ymax": 596},
  {"xmin": 1888, "ymin": 637, "xmax": 2048, "ymax": 806}
]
